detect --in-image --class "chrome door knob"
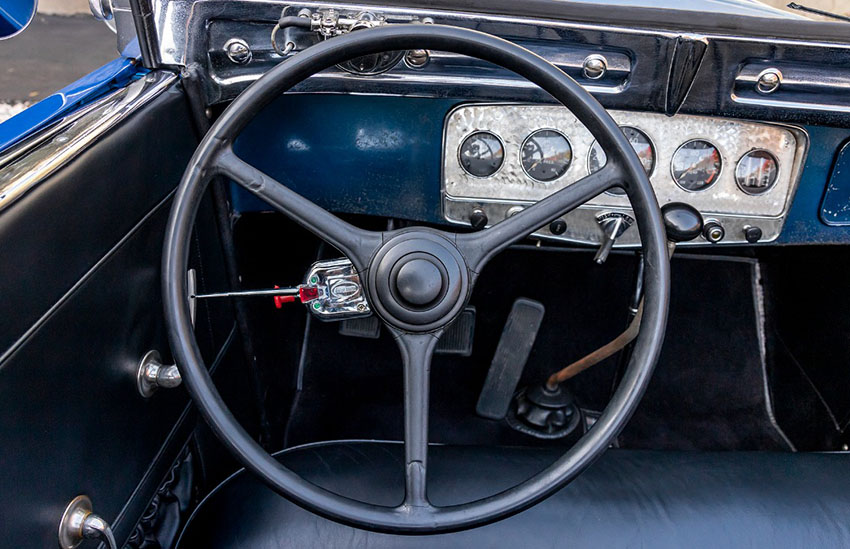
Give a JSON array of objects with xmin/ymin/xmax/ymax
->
[
  {"xmin": 58, "ymin": 495, "xmax": 117, "ymax": 549},
  {"xmin": 136, "ymin": 350, "xmax": 182, "ymax": 398}
]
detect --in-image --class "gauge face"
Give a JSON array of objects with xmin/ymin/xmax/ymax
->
[
  {"xmin": 458, "ymin": 131, "xmax": 505, "ymax": 177},
  {"xmin": 521, "ymin": 129, "xmax": 572, "ymax": 182},
  {"xmin": 735, "ymin": 150, "xmax": 778, "ymax": 195},
  {"xmin": 337, "ymin": 51, "xmax": 405, "ymax": 75},
  {"xmin": 671, "ymin": 140, "xmax": 722, "ymax": 192},
  {"xmin": 588, "ymin": 126, "xmax": 655, "ymax": 196}
]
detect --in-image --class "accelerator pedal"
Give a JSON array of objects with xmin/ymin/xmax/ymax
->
[{"xmin": 476, "ymin": 298, "xmax": 545, "ymax": 420}]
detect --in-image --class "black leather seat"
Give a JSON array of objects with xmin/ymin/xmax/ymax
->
[{"xmin": 178, "ymin": 441, "xmax": 850, "ymax": 548}]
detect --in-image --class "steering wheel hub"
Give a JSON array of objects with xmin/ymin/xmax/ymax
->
[
  {"xmin": 394, "ymin": 256, "xmax": 444, "ymax": 307},
  {"xmin": 368, "ymin": 231, "xmax": 469, "ymax": 332}
]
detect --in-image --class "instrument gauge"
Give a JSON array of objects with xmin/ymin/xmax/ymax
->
[
  {"xmin": 521, "ymin": 129, "xmax": 572, "ymax": 182},
  {"xmin": 672, "ymin": 140, "xmax": 722, "ymax": 192},
  {"xmin": 458, "ymin": 131, "xmax": 504, "ymax": 177},
  {"xmin": 735, "ymin": 150, "xmax": 778, "ymax": 195},
  {"xmin": 588, "ymin": 126, "xmax": 655, "ymax": 196}
]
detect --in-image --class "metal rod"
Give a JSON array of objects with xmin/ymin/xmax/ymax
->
[
  {"xmin": 127, "ymin": 0, "xmax": 160, "ymax": 68},
  {"xmin": 192, "ymin": 287, "xmax": 300, "ymax": 299},
  {"xmin": 181, "ymin": 67, "xmax": 273, "ymax": 448}
]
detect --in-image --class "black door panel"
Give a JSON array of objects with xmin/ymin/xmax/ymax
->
[
  {"xmin": 0, "ymin": 82, "xmax": 233, "ymax": 547},
  {"xmin": 0, "ymin": 86, "xmax": 196, "ymax": 357}
]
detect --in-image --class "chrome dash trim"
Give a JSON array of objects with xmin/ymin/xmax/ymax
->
[{"xmin": 0, "ymin": 71, "xmax": 178, "ymax": 213}]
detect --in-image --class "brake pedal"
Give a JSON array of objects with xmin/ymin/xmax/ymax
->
[
  {"xmin": 476, "ymin": 298, "xmax": 545, "ymax": 420},
  {"xmin": 338, "ymin": 315, "xmax": 381, "ymax": 339},
  {"xmin": 436, "ymin": 307, "xmax": 476, "ymax": 356}
]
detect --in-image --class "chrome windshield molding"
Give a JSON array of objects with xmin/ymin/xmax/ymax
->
[
  {"xmin": 0, "ymin": 71, "xmax": 178, "ymax": 213},
  {"xmin": 149, "ymin": 1, "xmax": 850, "ymax": 126}
]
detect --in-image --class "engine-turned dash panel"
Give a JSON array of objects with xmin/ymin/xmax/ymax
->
[{"xmin": 442, "ymin": 104, "xmax": 808, "ymax": 246}]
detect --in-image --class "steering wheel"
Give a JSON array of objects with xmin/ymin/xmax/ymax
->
[{"xmin": 163, "ymin": 24, "xmax": 670, "ymax": 534}]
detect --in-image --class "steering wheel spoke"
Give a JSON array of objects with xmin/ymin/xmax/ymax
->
[
  {"xmin": 391, "ymin": 330, "xmax": 440, "ymax": 508},
  {"xmin": 456, "ymin": 162, "xmax": 623, "ymax": 272},
  {"xmin": 215, "ymin": 146, "xmax": 382, "ymax": 272}
]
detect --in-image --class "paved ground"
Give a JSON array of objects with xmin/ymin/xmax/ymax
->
[{"xmin": 0, "ymin": 14, "xmax": 117, "ymax": 121}]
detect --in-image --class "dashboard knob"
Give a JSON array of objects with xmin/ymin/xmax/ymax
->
[
  {"xmin": 703, "ymin": 221, "xmax": 725, "ymax": 243},
  {"xmin": 661, "ymin": 202, "xmax": 703, "ymax": 243},
  {"xmin": 469, "ymin": 209, "xmax": 488, "ymax": 230},
  {"xmin": 743, "ymin": 225, "xmax": 763, "ymax": 243},
  {"xmin": 549, "ymin": 219, "xmax": 567, "ymax": 235}
]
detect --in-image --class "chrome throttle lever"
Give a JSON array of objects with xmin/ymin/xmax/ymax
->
[{"xmin": 191, "ymin": 257, "xmax": 371, "ymax": 321}]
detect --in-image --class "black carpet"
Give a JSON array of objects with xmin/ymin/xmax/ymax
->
[
  {"xmin": 618, "ymin": 255, "xmax": 790, "ymax": 451},
  {"xmin": 276, "ymin": 242, "xmax": 790, "ymax": 451}
]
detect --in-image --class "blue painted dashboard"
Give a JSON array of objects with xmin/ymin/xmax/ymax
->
[{"xmin": 233, "ymin": 94, "xmax": 850, "ymax": 245}]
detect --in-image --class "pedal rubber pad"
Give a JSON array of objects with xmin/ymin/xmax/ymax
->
[
  {"xmin": 476, "ymin": 298, "xmax": 545, "ymax": 420},
  {"xmin": 338, "ymin": 315, "xmax": 381, "ymax": 339},
  {"xmin": 436, "ymin": 307, "xmax": 476, "ymax": 356}
]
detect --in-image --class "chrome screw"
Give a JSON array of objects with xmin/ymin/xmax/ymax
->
[
  {"xmin": 755, "ymin": 68, "xmax": 782, "ymax": 95},
  {"xmin": 224, "ymin": 38, "xmax": 252, "ymax": 65},
  {"xmin": 583, "ymin": 54, "xmax": 608, "ymax": 80},
  {"xmin": 405, "ymin": 49, "xmax": 430, "ymax": 68},
  {"xmin": 506, "ymin": 205, "xmax": 525, "ymax": 218}
]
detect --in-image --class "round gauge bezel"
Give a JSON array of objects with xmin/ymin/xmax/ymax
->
[
  {"xmin": 671, "ymin": 138, "xmax": 723, "ymax": 193},
  {"xmin": 735, "ymin": 148, "xmax": 780, "ymax": 196},
  {"xmin": 457, "ymin": 130, "xmax": 506, "ymax": 179},
  {"xmin": 586, "ymin": 126, "xmax": 656, "ymax": 196},
  {"xmin": 519, "ymin": 128, "xmax": 573, "ymax": 183}
]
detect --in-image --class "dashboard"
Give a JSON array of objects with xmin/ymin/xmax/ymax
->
[
  {"xmin": 200, "ymin": 1, "xmax": 850, "ymax": 246},
  {"xmin": 442, "ymin": 105, "xmax": 807, "ymax": 246}
]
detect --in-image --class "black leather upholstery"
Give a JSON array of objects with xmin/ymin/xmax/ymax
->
[{"xmin": 179, "ymin": 441, "xmax": 850, "ymax": 548}]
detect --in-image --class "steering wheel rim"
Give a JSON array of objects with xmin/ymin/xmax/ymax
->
[{"xmin": 163, "ymin": 24, "xmax": 670, "ymax": 534}]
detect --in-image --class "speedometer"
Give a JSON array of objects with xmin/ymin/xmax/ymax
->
[
  {"xmin": 587, "ymin": 126, "xmax": 655, "ymax": 196},
  {"xmin": 671, "ymin": 139, "xmax": 722, "ymax": 192},
  {"xmin": 521, "ymin": 129, "xmax": 572, "ymax": 182}
]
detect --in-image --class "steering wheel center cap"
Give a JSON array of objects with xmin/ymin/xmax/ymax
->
[
  {"xmin": 396, "ymin": 258, "xmax": 443, "ymax": 306},
  {"xmin": 368, "ymin": 231, "xmax": 470, "ymax": 332}
]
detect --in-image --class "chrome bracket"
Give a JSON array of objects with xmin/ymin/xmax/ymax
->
[
  {"xmin": 58, "ymin": 495, "xmax": 117, "ymax": 549},
  {"xmin": 305, "ymin": 258, "xmax": 372, "ymax": 321},
  {"xmin": 308, "ymin": 9, "xmax": 387, "ymax": 37},
  {"xmin": 137, "ymin": 350, "xmax": 182, "ymax": 398}
]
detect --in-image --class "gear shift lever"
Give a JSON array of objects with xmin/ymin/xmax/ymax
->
[{"xmin": 540, "ymin": 202, "xmax": 705, "ymax": 395}]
